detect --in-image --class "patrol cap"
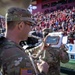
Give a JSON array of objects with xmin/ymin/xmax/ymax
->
[{"xmin": 5, "ymin": 7, "xmax": 35, "ymax": 25}]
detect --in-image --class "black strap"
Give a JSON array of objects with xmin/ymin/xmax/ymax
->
[{"xmin": 38, "ymin": 71, "xmax": 46, "ymax": 75}]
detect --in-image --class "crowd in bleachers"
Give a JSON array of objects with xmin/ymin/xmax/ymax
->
[{"xmin": 32, "ymin": 6, "xmax": 75, "ymax": 35}]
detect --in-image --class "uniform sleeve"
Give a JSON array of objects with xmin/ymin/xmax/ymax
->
[
  {"xmin": 1, "ymin": 47, "xmax": 35, "ymax": 75},
  {"xmin": 59, "ymin": 47, "xmax": 69, "ymax": 63}
]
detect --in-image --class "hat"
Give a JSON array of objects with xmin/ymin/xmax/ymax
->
[{"xmin": 5, "ymin": 7, "xmax": 35, "ymax": 25}]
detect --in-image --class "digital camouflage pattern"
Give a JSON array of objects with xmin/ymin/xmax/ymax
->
[
  {"xmin": 0, "ymin": 37, "xmax": 35, "ymax": 75},
  {"xmin": 42, "ymin": 47, "xmax": 69, "ymax": 75}
]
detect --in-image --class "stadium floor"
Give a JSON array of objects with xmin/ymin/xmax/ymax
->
[{"xmin": 60, "ymin": 62, "xmax": 75, "ymax": 75}]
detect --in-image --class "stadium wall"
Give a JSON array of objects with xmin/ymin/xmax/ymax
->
[{"xmin": 32, "ymin": 0, "xmax": 75, "ymax": 14}]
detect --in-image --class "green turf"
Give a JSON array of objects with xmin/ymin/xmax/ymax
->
[
  {"xmin": 60, "ymin": 62, "xmax": 75, "ymax": 75},
  {"xmin": 60, "ymin": 62, "xmax": 75, "ymax": 70},
  {"xmin": 69, "ymin": 60, "xmax": 75, "ymax": 64}
]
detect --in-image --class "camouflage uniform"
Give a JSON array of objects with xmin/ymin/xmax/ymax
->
[{"xmin": 42, "ymin": 47, "xmax": 69, "ymax": 75}]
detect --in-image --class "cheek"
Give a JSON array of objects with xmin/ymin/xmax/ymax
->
[
  {"xmin": 24, "ymin": 26, "xmax": 31, "ymax": 35},
  {"xmin": 27, "ymin": 26, "xmax": 31, "ymax": 33}
]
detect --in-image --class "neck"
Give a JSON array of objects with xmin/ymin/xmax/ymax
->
[{"xmin": 6, "ymin": 31, "xmax": 20, "ymax": 44}]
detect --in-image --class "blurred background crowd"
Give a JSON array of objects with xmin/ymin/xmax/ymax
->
[{"xmin": 32, "ymin": 7, "xmax": 75, "ymax": 34}]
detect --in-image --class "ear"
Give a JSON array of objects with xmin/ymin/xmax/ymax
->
[{"xmin": 18, "ymin": 21, "xmax": 24, "ymax": 30}]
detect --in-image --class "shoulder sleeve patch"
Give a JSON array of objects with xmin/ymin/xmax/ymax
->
[{"xmin": 20, "ymin": 68, "xmax": 32, "ymax": 75}]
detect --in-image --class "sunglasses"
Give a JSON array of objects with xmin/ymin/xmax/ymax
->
[{"xmin": 24, "ymin": 21, "xmax": 35, "ymax": 28}]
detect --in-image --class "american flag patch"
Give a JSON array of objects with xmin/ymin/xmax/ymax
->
[{"xmin": 20, "ymin": 68, "xmax": 32, "ymax": 75}]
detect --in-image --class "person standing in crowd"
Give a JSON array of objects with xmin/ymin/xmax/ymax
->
[
  {"xmin": 0, "ymin": 7, "xmax": 49, "ymax": 75},
  {"xmin": 42, "ymin": 30, "xmax": 69, "ymax": 75},
  {"xmin": 34, "ymin": 29, "xmax": 69, "ymax": 75}
]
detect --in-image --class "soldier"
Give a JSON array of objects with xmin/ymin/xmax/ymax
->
[
  {"xmin": 0, "ymin": 7, "xmax": 49, "ymax": 75},
  {"xmin": 41, "ymin": 29, "xmax": 69, "ymax": 75},
  {"xmin": 32, "ymin": 28, "xmax": 69, "ymax": 75}
]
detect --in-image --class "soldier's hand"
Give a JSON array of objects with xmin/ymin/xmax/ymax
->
[
  {"xmin": 60, "ymin": 44, "xmax": 68, "ymax": 51},
  {"xmin": 36, "ymin": 59, "xmax": 49, "ymax": 74},
  {"xmin": 44, "ymin": 43, "xmax": 51, "ymax": 49},
  {"xmin": 42, "ymin": 38, "xmax": 51, "ymax": 50}
]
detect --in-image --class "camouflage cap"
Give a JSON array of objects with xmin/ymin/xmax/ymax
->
[{"xmin": 5, "ymin": 7, "xmax": 35, "ymax": 24}]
